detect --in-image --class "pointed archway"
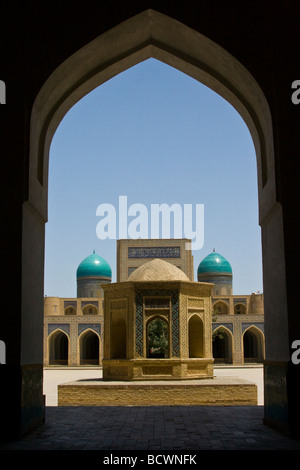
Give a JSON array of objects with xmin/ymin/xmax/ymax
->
[
  {"xmin": 17, "ymin": 8, "xmax": 290, "ymax": 437},
  {"xmin": 79, "ymin": 330, "xmax": 100, "ymax": 365},
  {"xmin": 188, "ymin": 315, "xmax": 204, "ymax": 358},
  {"xmin": 48, "ymin": 330, "xmax": 69, "ymax": 365},
  {"xmin": 243, "ymin": 326, "xmax": 265, "ymax": 364},
  {"xmin": 212, "ymin": 326, "xmax": 233, "ymax": 364}
]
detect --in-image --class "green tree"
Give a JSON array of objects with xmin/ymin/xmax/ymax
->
[
  {"xmin": 148, "ymin": 318, "xmax": 168, "ymax": 358},
  {"xmin": 212, "ymin": 327, "xmax": 226, "ymax": 342}
]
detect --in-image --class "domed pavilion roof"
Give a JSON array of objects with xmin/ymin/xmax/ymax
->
[
  {"xmin": 197, "ymin": 250, "xmax": 232, "ymax": 276},
  {"xmin": 127, "ymin": 259, "xmax": 190, "ymax": 282},
  {"xmin": 76, "ymin": 250, "xmax": 112, "ymax": 279}
]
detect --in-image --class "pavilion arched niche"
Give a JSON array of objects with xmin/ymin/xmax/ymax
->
[
  {"xmin": 188, "ymin": 315, "xmax": 204, "ymax": 358},
  {"xmin": 146, "ymin": 316, "xmax": 169, "ymax": 358},
  {"xmin": 110, "ymin": 316, "xmax": 127, "ymax": 359}
]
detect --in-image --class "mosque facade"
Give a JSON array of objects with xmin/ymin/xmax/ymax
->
[{"xmin": 43, "ymin": 239, "xmax": 264, "ymax": 367}]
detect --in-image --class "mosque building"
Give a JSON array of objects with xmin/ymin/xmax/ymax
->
[
  {"xmin": 43, "ymin": 239, "xmax": 264, "ymax": 367},
  {"xmin": 197, "ymin": 250, "xmax": 264, "ymax": 364}
]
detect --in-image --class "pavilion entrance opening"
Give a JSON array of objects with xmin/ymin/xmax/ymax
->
[{"xmin": 147, "ymin": 317, "xmax": 169, "ymax": 358}]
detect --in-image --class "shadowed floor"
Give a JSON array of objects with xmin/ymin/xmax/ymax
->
[{"xmin": 1, "ymin": 406, "xmax": 300, "ymax": 450}]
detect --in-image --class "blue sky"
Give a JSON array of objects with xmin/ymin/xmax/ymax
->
[{"xmin": 45, "ymin": 58, "xmax": 262, "ymax": 297}]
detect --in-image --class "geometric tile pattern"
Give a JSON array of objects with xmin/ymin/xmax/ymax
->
[
  {"xmin": 213, "ymin": 315, "xmax": 264, "ymax": 356},
  {"xmin": 213, "ymin": 297, "xmax": 230, "ymax": 305},
  {"xmin": 135, "ymin": 289, "xmax": 179, "ymax": 357},
  {"xmin": 78, "ymin": 323, "xmax": 101, "ymax": 336},
  {"xmin": 48, "ymin": 323, "xmax": 70, "ymax": 336},
  {"xmin": 128, "ymin": 246, "xmax": 181, "ymax": 259},
  {"xmin": 233, "ymin": 298, "xmax": 247, "ymax": 305},
  {"xmin": 242, "ymin": 322, "xmax": 264, "ymax": 333},
  {"xmin": 212, "ymin": 322, "xmax": 233, "ymax": 333},
  {"xmin": 63, "ymin": 301, "xmax": 77, "ymax": 309},
  {"xmin": 117, "ymin": 239, "xmax": 194, "ymax": 282},
  {"xmin": 135, "ymin": 291, "xmax": 144, "ymax": 357},
  {"xmin": 81, "ymin": 301, "xmax": 99, "ymax": 308}
]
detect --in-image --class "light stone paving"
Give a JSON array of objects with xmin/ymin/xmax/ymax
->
[
  {"xmin": 2, "ymin": 366, "xmax": 300, "ymax": 451},
  {"xmin": 43, "ymin": 365, "xmax": 264, "ymax": 406}
]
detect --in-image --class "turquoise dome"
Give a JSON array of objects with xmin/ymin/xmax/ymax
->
[
  {"xmin": 197, "ymin": 251, "xmax": 232, "ymax": 275},
  {"xmin": 76, "ymin": 251, "xmax": 111, "ymax": 279}
]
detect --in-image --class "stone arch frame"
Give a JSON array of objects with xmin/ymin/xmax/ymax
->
[
  {"xmin": 21, "ymin": 7, "xmax": 289, "ymax": 435},
  {"xmin": 28, "ymin": 9, "xmax": 276, "ymax": 220},
  {"xmin": 64, "ymin": 305, "xmax": 76, "ymax": 316},
  {"xmin": 188, "ymin": 314, "xmax": 205, "ymax": 358},
  {"xmin": 234, "ymin": 303, "xmax": 247, "ymax": 315},
  {"xmin": 48, "ymin": 328, "xmax": 70, "ymax": 366},
  {"xmin": 110, "ymin": 314, "xmax": 127, "ymax": 359},
  {"xmin": 213, "ymin": 300, "xmax": 230, "ymax": 315},
  {"xmin": 242, "ymin": 325, "xmax": 265, "ymax": 363},
  {"xmin": 78, "ymin": 328, "xmax": 101, "ymax": 365},
  {"xmin": 212, "ymin": 325, "xmax": 233, "ymax": 364},
  {"xmin": 82, "ymin": 303, "xmax": 98, "ymax": 315},
  {"xmin": 146, "ymin": 314, "xmax": 170, "ymax": 358}
]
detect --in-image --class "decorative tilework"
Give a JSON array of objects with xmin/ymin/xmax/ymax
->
[
  {"xmin": 48, "ymin": 323, "xmax": 70, "ymax": 336},
  {"xmin": 213, "ymin": 315, "xmax": 264, "ymax": 358},
  {"xmin": 135, "ymin": 291, "xmax": 144, "ymax": 357},
  {"xmin": 205, "ymin": 277, "xmax": 232, "ymax": 285},
  {"xmin": 212, "ymin": 323, "xmax": 233, "ymax": 333},
  {"xmin": 135, "ymin": 289, "xmax": 179, "ymax": 357},
  {"xmin": 128, "ymin": 267, "xmax": 137, "ymax": 277},
  {"xmin": 128, "ymin": 246, "xmax": 181, "ymax": 259},
  {"xmin": 234, "ymin": 298, "xmax": 247, "ymax": 305},
  {"xmin": 242, "ymin": 322, "xmax": 264, "ymax": 333},
  {"xmin": 117, "ymin": 239, "xmax": 193, "ymax": 282},
  {"xmin": 213, "ymin": 298, "xmax": 229, "ymax": 305},
  {"xmin": 171, "ymin": 293, "xmax": 179, "ymax": 357},
  {"xmin": 64, "ymin": 301, "xmax": 77, "ymax": 309},
  {"xmin": 81, "ymin": 300, "xmax": 98, "ymax": 308},
  {"xmin": 78, "ymin": 324, "xmax": 101, "ymax": 336}
]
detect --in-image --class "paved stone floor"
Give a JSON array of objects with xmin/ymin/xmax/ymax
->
[
  {"xmin": 1, "ymin": 367, "xmax": 300, "ymax": 454},
  {"xmin": 42, "ymin": 365, "xmax": 265, "ymax": 405},
  {"xmin": 1, "ymin": 405, "xmax": 300, "ymax": 451}
]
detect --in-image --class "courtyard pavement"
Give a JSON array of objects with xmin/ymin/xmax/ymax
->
[
  {"xmin": 1, "ymin": 366, "xmax": 300, "ymax": 453},
  {"xmin": 42, "ymin": 364, "xmax": 265, "ymax": 406}
]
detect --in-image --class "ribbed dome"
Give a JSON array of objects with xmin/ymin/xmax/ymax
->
[
  {"xmin": 197, "ymin": 251, "xmax": 232, "ymax": 275},
  {"xmin": 127, "ymin": 259, "xmax": 189, "ymax": 282},
  {"xmin": 76, "ymin": 251, "xmax": 111, "ymax": 279}
]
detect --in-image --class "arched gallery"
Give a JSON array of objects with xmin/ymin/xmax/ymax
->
[{"xmin": 44, "ymin": 240, "xmax": 265, "ymax": 368}]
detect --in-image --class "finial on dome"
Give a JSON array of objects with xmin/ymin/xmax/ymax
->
[
  {"xmin": 93, "ymin": 249, "xmax": 95, "ymax": 254},
  {"xmin": 213, "ymin": 248, "xmax": 215, "ymax": 252}
]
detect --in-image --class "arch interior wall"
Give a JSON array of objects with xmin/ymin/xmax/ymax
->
[{"xmin": 1, "ymin": 4, "xmax": 299, "ymax": 440}]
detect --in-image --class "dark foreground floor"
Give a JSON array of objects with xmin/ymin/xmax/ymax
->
[{"xmin": 1, "ymin": 406, "xmax": 300, "ymax": 452}]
